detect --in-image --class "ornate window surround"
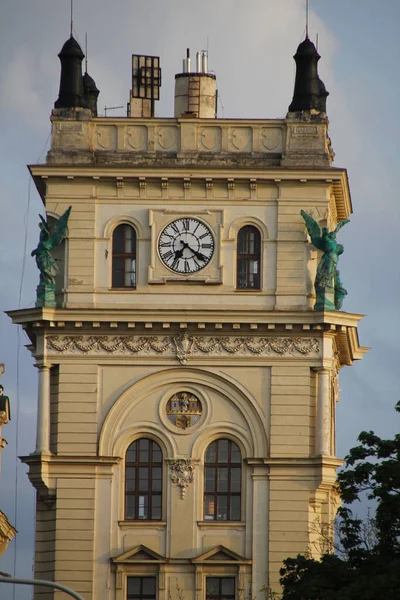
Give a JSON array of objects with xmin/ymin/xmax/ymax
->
[
  {"xmin": 112, "ymin": 545, "xmax": 166, "ymax": 600},
  {"xmin": 192, "ymin": 546, "xmax": 251, "ymax": 600}
]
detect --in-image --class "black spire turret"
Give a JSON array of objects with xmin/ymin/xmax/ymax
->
[
  {"xmin": 54, "ymin": 36, "xmax": 87, "ymax": 109},
  {"xmin": 288, "ymin": 37, "xmax": 329, "ymax": 113},
  {"xmin": 83, "ymin": 71, "xmax": 99, "ymax": 116}
]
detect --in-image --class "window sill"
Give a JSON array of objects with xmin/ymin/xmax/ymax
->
[
  {"xmin": 234, "ymin": 288, "xmax": 262, "ymax": 293},
  {"xmin": 118, "ymin": 520, "xmax": 167, "ymax": 529},
  {"xmin": 109, "ymin": 288, "xmax": 137, "ymax": 292},
  {"xmin": 197, "ymin": 521, "xmax": 245, "ymax": 529}
]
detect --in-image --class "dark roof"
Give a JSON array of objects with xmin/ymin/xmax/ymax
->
[
  {"xmin": 83, "ymin": 72, "xmax": 99, "ymax": 93},
  {"xmin": 58, "ymin": 36, "xmax": 85, "ymax": 59}
]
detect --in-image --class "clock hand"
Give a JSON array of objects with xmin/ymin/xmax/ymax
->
[
  {"xmin": 174, "ymin": 247, "xmax": 184, "ymax": 259},
  {"xmin": 180, "ymin": 240, "xmax": 207, "ymax": 261},
  {"xmin": 187, "ymin": 245, "xmax": 207, "ymax": 261}
]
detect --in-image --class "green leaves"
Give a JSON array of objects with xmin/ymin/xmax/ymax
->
[{"xmin": 279, "ymin": 402, "xmax": 400, "ymax": 600}]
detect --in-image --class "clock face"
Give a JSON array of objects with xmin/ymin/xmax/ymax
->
[{"xmin": 158, "ymin": 218, "xmax": 214, "ymax": 274}]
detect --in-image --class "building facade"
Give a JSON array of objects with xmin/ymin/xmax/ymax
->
[
  {"xmin": 0, "ymin": 367, "xmax": 17, "ymax": 558},
  {"xmin": 9, "ymin": 36, "xmax": 366, "ymax": 600}
]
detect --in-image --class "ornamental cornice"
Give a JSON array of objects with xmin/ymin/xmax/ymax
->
[{"xmin": 46, "ymin": 333, "xmax": 321, "ymax": 363}]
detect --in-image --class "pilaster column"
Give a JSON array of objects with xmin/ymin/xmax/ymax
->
[
  {"xmin": 251, "ymin": 466, "xmax": 269, "ymax": 597},
  {"xmin": 35, "ymin": 364, "xmax": 51, "ymax": 454},
  {"xmin": 316, "ymin": 369, "xmax": 331, "ymax": 456}
]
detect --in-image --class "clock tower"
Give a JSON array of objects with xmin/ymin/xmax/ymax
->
[{"xmin": 9, "ymin": 37, "xmax": 366, "ymax": 600}]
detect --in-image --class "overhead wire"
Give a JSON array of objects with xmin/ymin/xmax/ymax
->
[{"xmin": 12, "ymin": 132, "xmax": 51, "ymax": 599}]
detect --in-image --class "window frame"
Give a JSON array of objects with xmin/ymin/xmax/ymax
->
[
  {"xmin": 206, "ymin": 577, "xmax": 236, "ymax": 600},
  {"xmin": 112, "ymin": 223, "xmax": 137, "ymax": 289},
  {"xmin": 125, "ymin": 438, "xmax": 163, "ymax": 521},
  {"xmin": 203, "ymin": 439, "xmax": 242, "ymax": 522},
  {"xmin": 236, "ymin": 225, "xmax": 261, "ymax": 290},
  {"xmin": 126, "ymin": 576, "xmax": 157, "ymax": 600}
]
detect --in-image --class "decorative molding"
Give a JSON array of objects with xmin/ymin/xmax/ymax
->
[
  {"xmin": 167, "ymin": 459, "xmax": 197, "ymax": 498},
  {"xmin": 46, "ymin": 333, "xmax": 320, "ymax": 363}
]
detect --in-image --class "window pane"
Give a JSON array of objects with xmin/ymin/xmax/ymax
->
[
  {"xmin": 152, "ymin": 443, "xmax": 162, "ymax": 462},
  {"xmin": 217, "ymin": 495, "xmax": 227, "ymax": 520},
  {"xmin": 143, "ymin": 578, "xmax": 156, "ymax": 595},
  {"xmin": 206, "ymin": 442, "xmax": 216, "ymax": 463},
  {"xmin": 206, "ymin": 578, "xmax": 220, "ymax": 596},
  {"xmin": 127, "ymin": 577, "xmax": 141, "ymax": 595},
  {"xmin": 230, "ymin": 495, "xmax": 241, "ymax": 521},
  {"xmin": 139, "ymin": 467, "xmax": 149, "ymax": 491},
  {"xmin": 126, "ymin": 495, "xmax": 135, "ymax": 519},
  {"xmin": 138, "ymin": 495, "xmax": 148, "ymax": 519},
  {"xmin": 221, "ymin": 579, "xmax": 235, "ymax": 596},
  {"xmin": 230, "ymin": 468, "xmax": 241, "ymax": 492},
  {"xmin": 124, "ymin": 226, "xmax": 133, "ymax": 252},
  {"xmin": 126, "ymin": 444, "xmax": 136, "ymax": 463},
  {"xmin": 204, "ymin": 495, "xmax": 215, "ymax": 519},
  {"xmin": 126, "ymin": 468, "xmax": 136, "ymax": 491},
  {"xmin": 250, "ymin": 259, "xmax": 258, "ymax": 275},
  {"xmin": 112, "ymin": 258, "xmax": 124, "ymax": 287},
  {"xmin": 205, "ymin": 467, "xmax": 215, "ymax": 492},
  {"xmin": 152, "ymin": 467, "xmax": 162, "ymax": 491},
  {"xmin": 139, "ymin": 439, "xmax": 149, "ymax": 462},
  {"xmin": 231, "ymin": 444, "xmax": 241, "ymax": 463},
  {"xmin": 151, "ymin": 495, "xmax": 162, "ymax": 520},
  {"xmin": 113, "ymin": 226, "xmax": 125, "ymax": 253},
  {"xmin": 217, "ymin": 468, "xmax": 228, "ymax": 492},
  {"xmin": 218, "ymin": 440, "xmax": 228, "ymax": 463}
]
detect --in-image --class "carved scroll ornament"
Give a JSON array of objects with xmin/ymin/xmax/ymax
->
[{"xmin": 168, "ymin": 459, "xmax": 196, "ymax": 499}]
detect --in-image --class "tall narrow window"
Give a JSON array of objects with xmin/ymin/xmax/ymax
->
[
  {"xmin": 204, "ymin": 439, "xmax": 242, "ymax": 521},
  {"xmin": 125, "ymin": 438, "xmax": 162, "ymax": 520},
  {"xmin": 112, "ymin": 224, "xmax": 137, "ymax": 288},
  {"xmin": 127, "ymin": 577, "xmax": 156, "ymax": 600},
  {"xmin": 236, "ymin": 225, "xmax": 261, "ymax": 289},
  {"xmin": 206, "ymin": 578, "xmax": 235, "ymax": 600}
]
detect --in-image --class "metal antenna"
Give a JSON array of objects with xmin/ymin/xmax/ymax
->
[
  {"xmin": 316, "ymin": 32, "xmax": 319, "ymax": 51},
  {"xmin": 306, "ymin": 0, "xmax": 309, "ymax": 39},
  {"xmin": 85, "ymin": 32, "xmax": 88, "ymax": 73},
  {"xmin": 70, "ymin": 0, "xmax": 73, "ymax": 37}
]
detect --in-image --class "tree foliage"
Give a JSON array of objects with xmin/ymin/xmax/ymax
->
[{"xmin": 279, "ymin": 402, "xmax": 400, "ymax": 599}]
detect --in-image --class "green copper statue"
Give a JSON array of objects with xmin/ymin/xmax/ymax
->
[
  {"xmin": 301, "ymin": 210, "xmax": 350, "ymax": 311},
  {"xmin": 31, "ymin": 207, "xmax": 71, "ymax": 308}
]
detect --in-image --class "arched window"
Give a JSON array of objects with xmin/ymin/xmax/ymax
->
[
  {"xmin": 204, "ymin": 439, "xmax": 242, "ymax": 521},
  {"xmin": 125, "ymin": 438, "xmax": 162, "ymax": 520},
  {"xmin": 236, "ymin": 225, "xmax": 261, "ymax": 289},
  {"xmin": 112, "ymin": 224, "xmax": 136, "ymax": 288}
]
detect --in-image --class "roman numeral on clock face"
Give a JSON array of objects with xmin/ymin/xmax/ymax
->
[{"xmin": 162, "ymin": 250, "xmax": 173, "ymax": 261}]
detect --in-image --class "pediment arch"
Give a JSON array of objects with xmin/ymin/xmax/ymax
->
[
  {"xmin": 99, "ymin": 367, "xmax": 268, "ymax": 458},
  {"xmin": 227, "ymin": 216, "xmax": 269, "ymax": 241},
  {"xmin": 102, "ymin": 214, "xmax": 144, "ymax": 239}
]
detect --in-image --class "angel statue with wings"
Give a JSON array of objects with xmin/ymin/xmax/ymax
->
[
  {"xmin": 301, "ymin": 210, "xmax": 350, "ymax": 311},
  {"xmin": 31, "ymin": 207, "xmax": 72, "ymax": 307}
]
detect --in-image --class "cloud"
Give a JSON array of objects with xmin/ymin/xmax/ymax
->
[{"xmin": 0, "ymin": 2, "xmax": 400, "ymax": 598}]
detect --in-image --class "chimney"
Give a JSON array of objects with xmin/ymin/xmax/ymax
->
[{"xmin": 174, "ymin": 49, "xmax": 217, "ymax": 118}]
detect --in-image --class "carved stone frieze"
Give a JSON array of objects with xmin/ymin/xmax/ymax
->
[
  {"xmin": 167, "ymin": 459, "xmax": 196, "ymax": 499},
  {"xmin": 46, "ymin": 333, "xmax": 320, "ymax": 363}
]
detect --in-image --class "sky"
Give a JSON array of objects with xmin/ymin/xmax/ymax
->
[{"xmin": 0, "ymin": 0, "xmax": 399, "ymax": 598}]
